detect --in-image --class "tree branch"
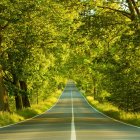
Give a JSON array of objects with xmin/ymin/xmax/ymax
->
[
  {"xmin": 126, "ymin": 0, "xmax": 136, "ymax": 20},
  {"xmin": 97, "ymin": 6, "xmax": 132, "ymax": 19},
  {"xmin": 131, "ymin": 0, "xmax": 140, "ymax": 17}
]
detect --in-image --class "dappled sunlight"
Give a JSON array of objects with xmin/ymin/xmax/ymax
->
[
  {"xmin": 0, "ymin": 131, "xmax": 70, "ymax": 140},
  {"xmin": 0, "ymin": 82, "xmax": 140, "ymax": 140},
  {"xmin": 70, "ymin": 89, "xmax": 140, "ymax": 140},
  {"xmin": 0, "ymin": 110, "xmax": 72, "ymax": 140}
]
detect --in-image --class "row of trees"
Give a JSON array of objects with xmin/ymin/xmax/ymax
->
[
  {"xmin": 0, "ymin": 0, "xmax": 75, "ymax": 111},
  {"xmin": 70, "ymin": 0, "xmax": 140, "ymax": 112},
  {"xmin": 0, "ymin": 0, "xmax": 139, "ymax": 113}
]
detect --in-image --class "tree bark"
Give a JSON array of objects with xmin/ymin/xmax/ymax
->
[
  {"xmin": 15, "ymin": 94, "xmax": 23, "ymax": 110},
  {"xmin": 37, "ymin": 92, "xmax": 39, "ymax": 104},
  {"xmin": 13, "ymin": 74, "xmax": 23, "ymax": 110},
  {"xmin": 0, "ymin": 32, "xmax": 10, "ymax": 112},
  {"xmin": 20, "ymin": 81, "xmax": 30, "ymax": 108},
  {"xmin": 0, "ymin": 67, "xmax": 10, "ymax": 112},
  {"xmin": 126, "ymin": 0, "xmax": 136, "ymax": 20},
  {"xmin": 92, "ymin": 77, "xmax": 97, "ymax": 100},
  {"xmin": 98, "ymin": 0, "xmax": 140, "ymax": 20},
  {"xmin": 131, "ymin": 0, "xmax": 140, "ymax": 17}
]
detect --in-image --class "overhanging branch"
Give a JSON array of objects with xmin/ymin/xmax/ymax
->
[{"xmin": 97, "ymin": 6, "xmax": 132, "ymax": 19}]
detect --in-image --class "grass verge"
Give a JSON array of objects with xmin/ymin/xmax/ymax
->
[
  {"xmin": 0, "ymin": 90, "xmax": 61, "ymax": 127},
  {"xmin": 86, "ymin": 96, "xmax": 140, "ymax": 127}
]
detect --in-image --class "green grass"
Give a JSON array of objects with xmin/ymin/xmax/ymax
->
[
  {"xmin": 0, "ymin": 112, "xmax": 24, "ymax": 126},
  {"xmin": 86, "ymin": 96, "xmax": 140, "ymax": 127},
  {"xmin": 0, "ymin": 90, "xmax": 61, "ymax": 127},
  {"xmin": 16, "ymin": 96, "xmax": 58, "ymax": 119}
]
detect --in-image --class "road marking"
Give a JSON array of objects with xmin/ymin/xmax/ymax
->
[{"xmin": 71, "ymin": 90, "xmax": 76, "ymax": 140}]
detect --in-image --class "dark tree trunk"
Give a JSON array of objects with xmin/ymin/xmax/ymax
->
[
  {"xmin": 131, "ymin": 0, "xmax": 140, "ymax": 17},
  {"xmin": 126, "ymin": 0, "xmax": 140, "ymax": 20},
  {"xmin": 92, "ymin": 77, "xmax": 97, "ymax": 100},
  {"xmin": 15, "ymin": 94, "xmax": 23, "ymax": 110},
  {"xmin": 13, "ymin": 74, "xmax": 23, "ymax": 110},
  {"xmin": 126, "ymin": 0, "xmax": 136, "ymax": 20},
  {"xmin": 20, "ymin": 81, "xmax": 30, "ymax": 108},
  {"xmin": 37, "ymin": 92, "xmax": 39, "ymax": 104},
  {"xmin": 0, "ymin": 33, "xmax": 10, "ymax": 112},
  {"xmin": 0, "ymin": 68, "xmax": 10, "ymax": 112},
  {"xmin": 93, "ymin": 86, "xmax": 97, "ymax": 99}
]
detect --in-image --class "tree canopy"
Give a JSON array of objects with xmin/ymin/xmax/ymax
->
[{"xmin": 0, "ymin": 0, "xmax": 140, "ymax": 112}]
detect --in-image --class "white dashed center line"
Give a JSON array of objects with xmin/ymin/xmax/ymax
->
[{"xmin": 71, "ymin": 90, "xmax": 76, "ymax": 140}]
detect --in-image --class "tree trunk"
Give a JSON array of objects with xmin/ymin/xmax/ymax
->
[
  {"xmin": 126, "ymin": 0, "xmax": 140, "ymax": 20},
  {"xmin": 92, "ymin": 77, "xmax": 97, "ymax": 100},
  {"xmin": 37, "ymin": 92, "xmax": 39, "ymax": 104},
  {"xmin": 13, "ymin": 74, "xmax": 23, "ymax": 110},
  {"xmin": 93, "ymin": 86, "xmax": 97, "ymax": 99},
  {"xmin": 126, "ymin": 0, "xmax": 136, "ymax": 20},
  {"xmin": 131, "ymin": 0, "xmax": 140, "ymax": 17},
  {"xmin": 0, "ymin": 67, "xmax": 10, "ymax": 112},
  {"xmin": 20, "ymin": 81, "xmax": 30, "ymax": 108},
  {"xmin": 0, "ymin": 33, "xmax": 10, "ymax": 112},
  {"xmin": 15, "ymin": 95, "xmax": 23, "ymax": 110}
]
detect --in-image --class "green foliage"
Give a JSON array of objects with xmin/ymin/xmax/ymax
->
[
  {"xmin": 0, "ymin": 90, "xmax": 60, "ymax": 126},
  {"xmin": 0, "ymin": 112, "xmax": 24, "ymax": 127},
  {"xmin": 16, "ymin": 108, "xmax": 38, "ymax": 119},
  {"xmin": 86, "ymin": 96, "xmax": 140, "ymax": 127},
  {"xmin": 0, "ymin": 0, "xmax": 68, "ymax": 111},
  {"xmin": 0, "ymin": 0, "xmax": 139, "ymax": 126},
  {"xmin": 70, "ymin": 0, "xmax": 140, "ymax": 113}
]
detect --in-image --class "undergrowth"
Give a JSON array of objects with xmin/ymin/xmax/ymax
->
[
  {"xmin": 0, "ymin": 90, "xmax": 61, "ymax": 127},
  {"xmin": 86, "ymin": 96, "xmax": 140, "ymax": 127}
]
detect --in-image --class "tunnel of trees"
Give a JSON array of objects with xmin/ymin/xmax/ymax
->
[{"xmin": 0, "ymin": 0, "xmax": 140, "ymax": 113}]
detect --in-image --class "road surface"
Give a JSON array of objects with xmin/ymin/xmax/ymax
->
[{"xmin": 0, "ymin": 81, "xmax": 140, "ymax": 140}]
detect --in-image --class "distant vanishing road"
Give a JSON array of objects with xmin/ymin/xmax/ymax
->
[{"xmin": 0, "ymin": 81, "xmax": 140, "ymax": 140}]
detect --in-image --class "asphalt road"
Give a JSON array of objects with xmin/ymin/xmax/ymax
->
[{"xmin": 0, "ymin": 81, "xmax": 140, "ymax": 140}]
